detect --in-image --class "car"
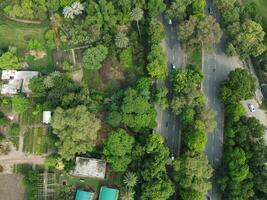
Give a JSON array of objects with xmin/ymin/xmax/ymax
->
[
  {"xmin": 208, "ymin": 7, "xmax": 213, "ymax": 15},
  {"xmin": 248, "ymin": 103, "xmax": 256, "ymax": 112},
  {"xmin": 171, "ymin": 63, "xmax": 176, "ymax": 69},
  {"xmin": 206, "ymin": 196, "xmax": 211, "ymax": 200},
  {"xmin": 168, "ymin": 19, "xmax": 172, "ymax": 25},
  {"xmin": 171, "ymin": 153, "xmax": 175, "ymax": 160}
]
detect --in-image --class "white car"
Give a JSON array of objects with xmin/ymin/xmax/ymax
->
[
  {"xmin": 171, "ymin": 63, "xmax": 176, "ymax": 69},
  {"xmin": 168, "ymin": 19, "xmax": 172, "ymax": 25},
  {"xmin": 171, "ymin": 153, "xmax": 175, "ymax": 160},
  {"xmin": 248, "ymin": 103, "xmax": 256, "ymax": 112}
]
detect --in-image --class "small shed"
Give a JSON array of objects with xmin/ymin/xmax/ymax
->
[
  {"xmin": 75, "ymin": 189, "xmax": 93, "ymax": 200},
  {"xmin": 43, "ymin": 111, "xmax": 51, "ymax": 124},
  {"xmin": 99, "ymin": 187, "xmax": 119, "ymax": 200}
]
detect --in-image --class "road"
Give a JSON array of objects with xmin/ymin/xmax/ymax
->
[
  {"xmin": 0, "ymin": 154, "xmax": 45, "ymax": 165},
  {"xmin": 203, "ymin": 1, "xmax": 243, "ymax": 199},
  {"xmin": 155, "ymin": 17, "xmax": 185, "ymax": 158}
]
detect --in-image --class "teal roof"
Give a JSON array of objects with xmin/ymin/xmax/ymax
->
[
  {"xmin": 99, "ymin": 186, "xmax": 119, "ymax": 200},
  {"xmin": 75, "ymin": 189, "xmax": 91, "ymax": 200}
]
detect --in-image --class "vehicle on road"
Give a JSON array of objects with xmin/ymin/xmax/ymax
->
[
  {"xmin": 171, "ymin": 153, "xmax": 174, "ymax": 160},
  {"xmin": 248, "ymin": 103, "xmax": 256, "ymax": 112},
  {"xmin": 206, "ymin": 196, "xmax": 211, "ymax": 200},
  {"xmin": 168, "ymin": 19, "xmax": 172, "ymax": 25},
  {"xmin": 170, "ymin": 63, "xmax": 176, "ymax": 69},
  {"xmin": 208, "ymin": 7, "xmax": 213, "ymax": 15}
]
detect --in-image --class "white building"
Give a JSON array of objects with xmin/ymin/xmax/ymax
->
[
  {"xmin": 72, "ymin": 157, "xmax": 106, "ymax": 179},
  {"xmin": 1, "ymin": 70, "xmax": 39, "ymax": 95},
  {"xmin": 42, "ymin": 111, "xmax": 52, "ymax": 124}
]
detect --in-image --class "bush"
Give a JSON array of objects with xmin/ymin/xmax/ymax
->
[
  {"xmin": 119, "ymin": 48, "xmax": 133, "ymax": 68},
  {"xmin": 12, "ymin": 95, "xmax": 30, "ymax": 113},
  {"xmin": 9, "ymin": 123, "xmax": 20, "ymax": 137}
]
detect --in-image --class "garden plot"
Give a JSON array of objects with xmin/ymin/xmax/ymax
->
[{"xmin": 23, "ymin": 127, "xmax": 49, "ymax": 154}]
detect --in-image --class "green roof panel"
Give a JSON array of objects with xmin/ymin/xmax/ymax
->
[
  {"xmin": 99, "ymin": 186, "xmax": 119, "ymax": 200},
  {"xmin": 75, "ymin": 189, "xmax": 91, "ymax": 200}
]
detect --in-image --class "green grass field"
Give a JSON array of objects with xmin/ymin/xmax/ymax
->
[
  {"xmin": 20, "ymin": 107, "xmax": 42, "ymax": 126},
  {"xmin": 0, "ymin": 14, "xmax": 54, "ymax": 72}
]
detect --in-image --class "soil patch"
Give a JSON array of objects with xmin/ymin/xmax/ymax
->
[{"xmin": 0, "ymin": 174, "xmax": 26, "ymax": 200}]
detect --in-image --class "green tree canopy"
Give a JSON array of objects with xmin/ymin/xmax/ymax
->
[
  {"xmin": 121, "ymin": 88, "xmax": 156, "ymax": 131},
  {"xmin": 52, "ymin": 105, "xmax": 101, "ymax": 160},
  {"xmin": 12, "ymin": 95, "xmax": 30, "ymax": 113},
  {"xmin": 219, "ymin": 68, "xmax": 256, "ymax": 104},
  {"xmin": 173, "ymin": 152, "xmax": 213, "ymax": 199},
  {"xmin": 103, "ymin": 128, "xmax": 134, "ymax": 172},
  {"xmin": 0, "ymin": 52, "xmax": 20, "ymax": 69},
  {"xmin": 82, "ymin": 45, "xmax": 108, "ymax": 70}
]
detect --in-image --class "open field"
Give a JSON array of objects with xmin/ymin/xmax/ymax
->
[{"xmin": 0, "ymin": 174, "xmax": 25, "ymax": 200}]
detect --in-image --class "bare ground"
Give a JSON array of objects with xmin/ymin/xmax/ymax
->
[{"xmin": 0, "ymin": 174, "xmax": 26, "ymax": 200}]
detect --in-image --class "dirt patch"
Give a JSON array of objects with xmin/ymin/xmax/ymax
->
[{"xmin": 0, "ymin": 174, "xmax": 26, "ymax": 200}]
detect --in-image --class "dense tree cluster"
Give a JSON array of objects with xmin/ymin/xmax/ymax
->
[
  {"xmin": 217, "ymin": 69, "xmax": 267, "ymax": 200},
  {"xmin": 214, "ymin": 0, "xmax": 267, "ymax": 57}
]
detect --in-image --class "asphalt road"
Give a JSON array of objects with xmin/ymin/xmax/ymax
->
[
  {"xmin": 155, "ymin": 17, "xmax": 185, "ymax": 158},
  {"xmin": 203, "ymin": 1, "xmax": 243, "ymax": 199}
]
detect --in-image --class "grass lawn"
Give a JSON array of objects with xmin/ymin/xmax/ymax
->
[
  {"xmin": 0, "ymin": 14, "xmax": 54, "ymax": 72},
  {"xmin": 23, "ymin": 127, "xmax": 49, "ymax": 154}
]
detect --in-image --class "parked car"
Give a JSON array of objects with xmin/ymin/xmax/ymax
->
[
  {"xmin": 171, "ymin": 63, "xmax": 176, "ymax": 69},
  {"xmin": 171, "ymin": 153, "xmax": 175, "ymax": 161},
  {"xmin": 248, "ymin": 103, "xmax": 256, "ymax": 112},
  {"xmin": 168, "ymin": 19, "xmax": 172, "ymax": 25},
  {"xmin": 208, "ymin": 7, "xmax": 213, "ymax": 15}
]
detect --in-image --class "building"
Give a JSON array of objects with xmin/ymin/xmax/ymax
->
[
  {"xmin": 42, "ymin": 111, "xmax": 51, "ymax": 124},
  {"xmin": 1, "ymin": 70, "xmax": 39, "ymax": 95},
  {"xmin": 72, "ymin": 157, "xmax": 106, "ymax": 179},
  {"xmin": 75, "ymin": 189, "xmax": 93, "ymax": 200},
  {"xmin": 99, "ymin": 187, "xmax": 119, "ymax": 200}
]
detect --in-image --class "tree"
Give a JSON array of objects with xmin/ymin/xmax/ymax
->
[
  {"xmin": 121, "ymin": 88, "xmax": 157, "ymax": 131},
  {"xmin": 147, "ymin": 45, "xmax": 168, "ymax": 80},
  {"xmin": 52, "ymin": 106, "xmax": 101, "ymax": 160},
  {"xmin": 219, "ymin": 68, "xmax": 256, "ymax": 104},
  {"xmin": 29, "ymin": 76, "xmax": 46, "ymax": 97},
  {"xmin": 147, "ymin": 0, "xmax": 166, "ymax": 18},
  {"xmin": 119, "ymin": 48, "xmax": 133, "ymax": 68},
  {"xmin": 184, "ymin": 130, "xmax": 207, "ymax": 152},
  {"xmin": 115, "ymin": 32, "xmax": 129, "ymax": 48},
  {"xmin": 214, "ymin": 0, "xmax": 237, "ymax": 11},
  {"xmin": 82, "ymin": 45, "xmax": 108, "ymax": 70},
  {"xmin": 106, "ymin": 111, "xmax": 122, "ymax": 127},
  {"xmin": 140, "ymin": 175, "xmax": 174, "ymax": 200},
  {"xmin": 130, "ymin": 7, "xmax": 143, "ymax": 36},
  {"xmin": 197, "ymin": 106, "xmax": 217, "ymax": 133},
  {"xmin": 149, "ymin": 20, "xmax": 165, "ymax": 44},
  {"xmin": 178, "ymin": 15, "xmax": 222, "ymax": 49},
  {"xmin": 62, "ymin": 2, "xmax": 84, "ymax": 19},
  {"xmin": 154, "ymin": 87, "xmax": 169, "ymax": 110},
  {"xmin": 103, "ymin": 128, "xmax": 134, "ymax": 172},
  {"xmin": 123, "ymin": 171, "xmax": 138, "ymax": 188},
  {"xmin": 192, "ymin": 0, "xmax": 206, "ymax": 17},
  {"xmin": 120, "ymin": 188, "xmax": 135, "ymax": 200},
  {"xmin": 166, "ymin": 0, "xmax": 192, "ymax": 22},
  {"xmin": 233, "ymin": 20, "xmax": 266, "ymax": 57},
  {"xmin": 12, "ymin": 96, "xmax": 30, "ymax": 113},
  {"xmin": 173, "ymin": 152, "xmax": 212, "ymax": 199},
  {"xmin": 0, "ymin": 52, "xmax": 20, "ymax": 69}
]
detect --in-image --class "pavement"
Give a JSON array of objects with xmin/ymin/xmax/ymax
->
[
  {"xmin": 203, "ymin": 1, "xmax": 243, "ymax": 199},
  {"xmin": 155, "ymin": 16, "xmax": 185, "ymax": 158}
]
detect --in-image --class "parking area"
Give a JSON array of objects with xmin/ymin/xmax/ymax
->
[{"xmin": 241, "ymin": 99, "xmax": 267, "ymax": 142}]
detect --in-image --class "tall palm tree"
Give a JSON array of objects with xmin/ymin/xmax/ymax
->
[
  {"xmin": 130, "ymin": 7, "xmax": 144, "ymax": 36},
  {"xmin": 115, "ymin": 32, "xmax": 129, "ymax": 48},
  {"xmin": 120, "ymin": 188, "xmax": 135, "ymax": 200},
  {"xmin": 123, "ymin": 171, "xmax": 137, "ymax": 188}
]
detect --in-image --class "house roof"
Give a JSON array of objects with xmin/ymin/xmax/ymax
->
[
  {"xmin": 75, "ymin": 189, "xmax": 92, "ymax": 200},
  {"xmin": 72, "ymin": 157, "xmax": 106, "ymax": 179},
  {"xmin": 43, "ymin": 111, "xmax": 51, "ymax": 124},
  {"xmin": 1, "ymin": 70, "xmax": 39, "ymax": 95},
  {"xmin": 99, "ymin": 187, "xmax": 119, "ymax": 200}
]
